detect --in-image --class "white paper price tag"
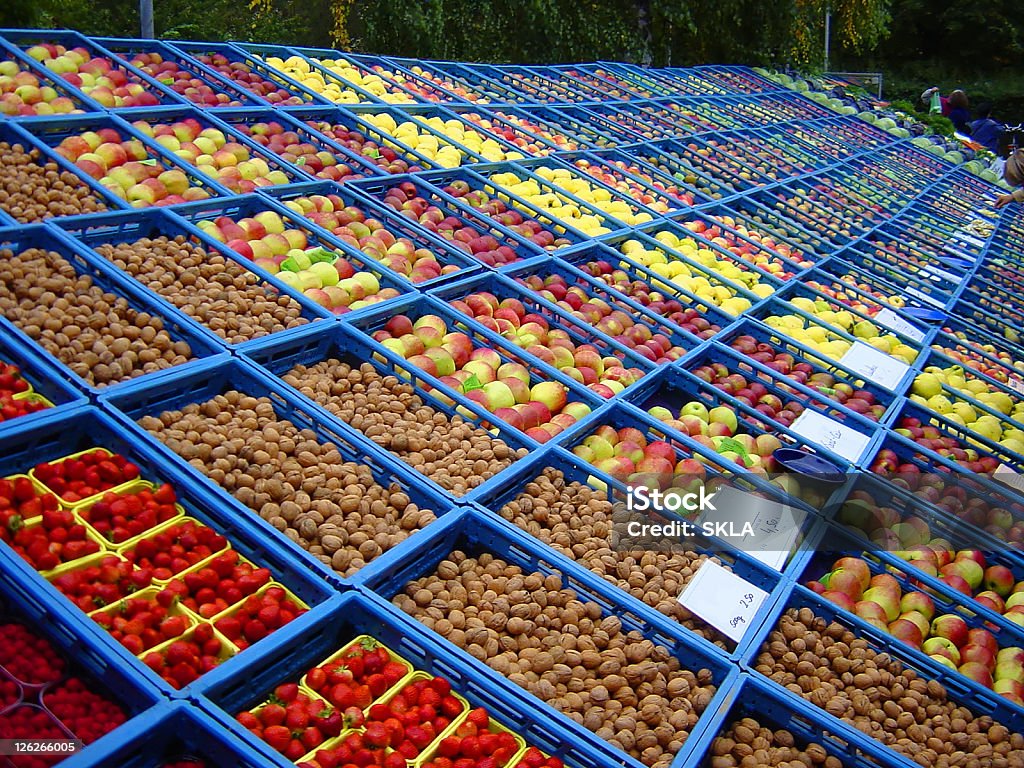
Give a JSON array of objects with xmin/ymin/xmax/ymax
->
[
  {"xmin": 943, "ymin": 245, "xmax": 977, "ymax": 262},
  {"xmin": 994, "ymin": 464, "xmax": 1024, "ymax": 495},
  {"xmin": 698, "ymin": 486, "xmax": 808, "ymax": 572},
  {"xmin": 906, "ymin": 287, "xmax": 944, "ymax": 309},
  {"xmin": 1008, "ymin": 378, "xmax": 1024, "ymax": 396},
  {"xmin": 955, "ymin": 233, "xmax": 987, "ymax": 248},
  {"xmin": 839, "ymin": 341, "xmax": 911, "ymax": 391},
  {"xmin": 919, "ymin": 265, "xmax": 960, "ymax": 284},
  {"xmin": 874, "ymin": 308, "xmax": 925, "ymax": 342},
  {"xmin": 678, "ymin": 560, "xmax": 769, "ymax": 642},
  {"xmin": 790, "ymin": 410, "xmax": 872, "ymax": 464}
]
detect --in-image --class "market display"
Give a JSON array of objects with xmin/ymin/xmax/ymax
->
[{"xmin": 0, "ymin": 28, "xmax": 1021, "ymax": 768}]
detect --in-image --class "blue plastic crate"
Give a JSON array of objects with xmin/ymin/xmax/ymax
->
[
  {"xmin": 339, "ymin": 292, "xmax": 603, "ymax": 442},
  {"xmin": 429, "ymin": 270, "xmax": 656, "ymax": 378},
  {"xmin": 579, "ymin": 101, "xmax": 683, "ymax": 142},
  {"xmin": 232, "ymin": 43, "xmax": 391, "ymax": 105},
  {"xmin": 163, "ymin": 40, "xmax": 329, "ymax": 106},
  {"xmin": 0, "ymin": 42, "xmax": 103, "ymax": 116},
  {"xmin": 720, "ymin": 196, "xmax": 838, "ymax": 256},
  {"xmin": 548, "ymin": 101, "xmax": 657, "ymax": 144},
  {"xmin": 0, "ymin": 119, "xmax": 135, "ymax": 216},
  {"xmin": 632, "ymin": 357, "xmax": 881, "ymax": 469},
  {"xmin": 0, "ymin": 322, "xmax": 86, "ymax": 432},
  {"xmin": 749, "ymin": 186, "xmax": 871, "ymax": 245},
  {"xmin": 374, "ymin": 55, "xmax": 504, "ymax": 104},
  {"xmin": 592, "ymin": 62, "xmax": 685, "ymax": 98},
  {"xmin": 747, "ymin": 583, "xmax": 1024, "ymax": 741},
  {"xmin": 622, "ymin": 98, "xmax": 722, "ymax": 137},
  {"xmin": 799, "ymin": 521, "xmax": 1024, "ymax": 679},
  {"xmin": 0, "ymin": 565, "xmax": 163, "ymax": 759},
  {"xmin": 0, "ymin": 28, "xmax": 185, "ymax": 110},
  {"xmin": 700, "ymin": 66, "xmax": 786, "ymax": 95},
  {"xmin": 438, "ymin": 103, "xmax": 587, "ymax": 156},
  {"xmin": 689, "ymin": 671, "xmax": 924, "ymax": 768},
  {"xmin": 714, "ymin": 318, "xmax": 902, "ymax": 424},
  {"xmin": 66, "ymin": 204, "xmax": 331, "ymax": 329},
  {"xmin": 0, "ymin": 224, "xmax": 225, "ymax": 397},
  {"xmin": 507, "ymin": 104, "xmax": 622, "ymax": 148},
  {"xmin": 931, "ymin": 317, "xmax": 1024, "ymax": 377},
  {"xmin": 650, "ymin": 133, "xmax": 776, "ymax": 191},
  {"xmin": 89, "ymin": 37, "xmax": 264, "ymax": 110},
  {"xmin": 471, "ymin": 64, "xmax": 605, "ymax": 104},
  {"xmin": 16, "ymin": 110, "xmax": 234, "ymax": 200},
  {"xmin": 347, "ymin": 171, "xmax": 570, "ymax": 263},
  {"xmin": 499, "ymin": 255, "xmax": 697, "ymax": 356},
  {"xmin": 102, "ymin": 354, "xmax": 457, "ymax": 577},
  {"xmin": 238, "ymin": 318, "xmax": 536, "ymax": 479},
  {"xmin": 360, "ymin": 507, "xmax": 743, "ymax": 768},
  {"xmin": 446, "ymin": 62, "xmax": 535, "ymax": 104},
  {"xmin": 255, "ymin": 179, "xmax": 482, "ymax": 289},
  {"xmin": 198, "ymin": 586, "xmax": 628, "ymax": 768},
  {"xmin": 620, "ymin": 139, "xmax": 740, "ymax": 202},
  {"xmin": 56, "ymin": 700, "xmax": 275, "ymax": 768},
  {"xmin": 549, "ymin": 64, "xmax": 655, "ymax": 100},
  {"xmin": 167, "ymin": 191, "xmax": 413, "ymax": 309},
  {"xmin": 469, "ymin": 440, "xmax": 794, "ymax": 648},
  {"xmin": 556, "ymin": 240, "xmax": 736, "ymax": 336}
]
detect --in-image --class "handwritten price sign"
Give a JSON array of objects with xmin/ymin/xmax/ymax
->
[{"xmin": 678, "ymin": 560, "xmax": 769, "ymax": 642}]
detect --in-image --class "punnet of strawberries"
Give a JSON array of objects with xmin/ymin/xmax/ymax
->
[
  {"xmin": 92, "ymin": 591, "xmax": 194, "ymax": 654},
  {"xmin": 513, "ymin": 748, "xmax": 564, "ymax": 768},
  {"xmin": 122, "ymin": 519, "xmax": 228, "ymax": 580},
  {"xmin": 237, "ymin": 684, "xmax": 349, "ymax": 762},
  {"xmin": 79, "ymin": 483, "xmax": 181, "ymax": 544},
  {"xmin": 420, "ymin": 708, "xmax": 520, "ymax": 768},
  {"xmin": 159, "ymin": 550, "xmax": 273, "ymax": 619},
  {"xmin": 297, "ymin": 728, "xmax": 408, "ymax": 768},
  {"xmin": 7, "ymin": 507, "xmax": 101, "ymax": 570},
  {"xmin": 0, "ymin": 622, "xmax": 66, "ymax": 685},
  {"xmin": 141, "ymin": 623, "xmax": 229, "ymax": 689},
  {"xmin": 0, "ymin": 706, "xmax": 71, "ymax": 768},
  {"xmin": 49, "ymin": 554, "xmax": 153, "ymax": 612},
  {"xmin": 367, "ymin": 676, "xmax": 466, "ymax": 760},
  {"xmin": 0, "ymin": 394, "xmax": 50, "ymax": 423},
  {"xmin": 45, "ymin": 676, "xmax": 128, "ymax": 743},
  {"xmin": 0, "ymin": 363, "xmax": 31, "ymax": 397},
  {"xmin": 0, "ymin": 476, "xmax": 59, "ymax": 528},
  {"xmin": 214, "ymin": 585, "xmax": 306, "ymax": 650},
  {"xmin": 34, "ymin": 450, "xmax": 140, "ymax": 503},
  {"xmin": 304, "ymin": 637, "xmax": 409, "ymax": 709}
]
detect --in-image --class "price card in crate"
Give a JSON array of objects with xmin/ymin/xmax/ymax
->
[
  {"xmin": 873, "ymin": 308, "xmax": 925, "ymax": 343},
  {"xmin": 696, "ymin": 485, "xmax": 807, "ymax": 572},
  {"xmin": 790, "ymin": 410, "xmax": 871, "ymax": 464},
  {"xmin": 678, "ymin": 559, "xmax": 769, "ymax": 642},
  {"xmin": 839, "ymin": 341, "xmax": 910, "ymax": 391}
]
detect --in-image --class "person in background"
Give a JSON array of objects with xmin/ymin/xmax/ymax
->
[
  {"xmin": 995, "ymin": 149, "xmax": 1024, "ymax": 208},
  {"xmin": 970, "ymin": 102, "xmax": 1003, "ymax": 153},
  {"xmin": 946, "ymin": 90, "xmax": 972, "ymax": 135},
  {"xmin": 921, "ymin": 86, "xmax": 948, "ymax": 115}
]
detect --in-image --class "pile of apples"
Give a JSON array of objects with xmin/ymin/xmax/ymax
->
[
  {"xmin": 122, "ymin": 51, "xmax": 245, "ymax": 107},
  {"xmin": 229, "ymin": 119, "xmax": 368, "ymax": 183},
  {"xmin": 871, "ymin": 420, "xmax": 1001, "ymax": 474},
  {"xmin": 487, "ymin": 166, "xmax": 654, "ymax": 231},
  {"xmin": 301, "ymin": 119, "xmax": 424, "ymax": 175},
  {"xmin": 447, "ymin": 290, "xmax": 647, "ymax": 398},
  {"xmin": 573, "ymin": 425, "xmax": 696, "ymax": 484},
  {"xmin": 568, "ymin": 158, "xmax": 692, "ymax": 209},
  {"xmin": 934, "ymin": 328, "xmax": 1024, "ymax": 383},
  {"xmin": 258, "ymin": 54, "xmax": 414, "ymax": 104},
  {"xmin": 908, "ymin": 368, "xmax": 1024, "ymax": 453},
  {"xmin": 644, "ymin": 399, "xmax": 784, "ymax": 473},
  {"xmin": 562, "ymin": 68, "xmax": 646, "ymax": 99},
  {"xmin": 765, "ymin": 300, "xmax": 918, "ymax": 365},
  {"xmin": 516, "ymin": 272, "xmax": 689, "ymax": 364},
  {"xmin": 626, "ymin": 147, "xmax": 729, "ymax": 201},
  {"xmin": 401, "ymin": 63, "xmax": 493, "ymax": 103},
  {"xmin": 730, "ymin": 202, "xmax": 825, "ymax": 257},
  {"xmin": 0, "ymin": 58, "xmax": 79, "ymax": 116},
  {"xmin": 360, "ymin": 112, "xmax": 524, "ymax": 167},
  {"xmin": 572, "ymin": 257, "xmax": 722, "ymax": 340},
  {"xmin": 802, "ymin": 271, "xmax": 902, "ymax": 318},
  {"xmin": 617, "ymin": 234, "xmax": 772, "ymax": 317},
  {"xmin": 676, "ymin": 216, "xmax": 808, "ymax": 277},
  {"xmin": 726, "ymin": 334, "xmax": 888, "ymax": 422},
  {"xmin": 809, "ymin": 555, "xmax": 1024, "ymax": 703},
  {"xmin": 194, "ymin": 208, "xmax": 398, "ymax": 313},
  {"xmin": 372, "ymin": 314, "xmax": 592, "ymax": 443},
  {"xmin": 129, "ymin": 118, "xmax": 290, "ymax": 194},
  {"xmin": 383, "ymin": 179, "xmax": 573, "ymax": 260},
  {"xmin": 709, "ymin": 136, "xmax": 804, "ymax": 179},
  {"xmin": 191, "ymin": 52, "xmax": 308, "ymax": 105},
  {"xmin": 680, "ymin": 140, "xmax": 765, "ymax": 187},
  {"xmin": 458, "ymin": 111, "xmax": 579, "ymax": 155},
  {"xmin": 24, "ymin": 43, "xmax": 163, "ymax": 108},
  {"xmin": 795, "ymin": 184, "xmax": 888, "ymax": 225},
  {"xmin": 54, "ymin": 126, "xmax": 210, "ymax": 206},
  {"xmin": 280, "ymin": 193, "xmax": 462, "ymax": 284}
]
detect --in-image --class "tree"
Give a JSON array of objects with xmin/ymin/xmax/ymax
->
[{"xmin": 789, "ymin": 0, "xmax": 892, "ymax": 68}]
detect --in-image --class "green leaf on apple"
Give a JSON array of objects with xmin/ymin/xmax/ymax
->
[
  {"xmin": 461, "ymin": 374, "xmax": 483, "ymax": 392},
  {"xmin": 160, "ymin": 77, "xmax": 175, "ymax": 85},
  {"xmin": 716, "ymin": 437, "xmax": 750, "ymax": 459},
  {"xmin": 139, "ymin": 159, "xmax": 158, "ymax": 166},
  {"xmin": 307, "ymin": 246, "xmax": 338, "ymax": 264},
  {"xmin": 296, "ymin": 157, "xmax": 306, "ymax": 165},
  {"xmin": 366, "ymin": 148, "xmax": 380, "ymax": 159}
]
